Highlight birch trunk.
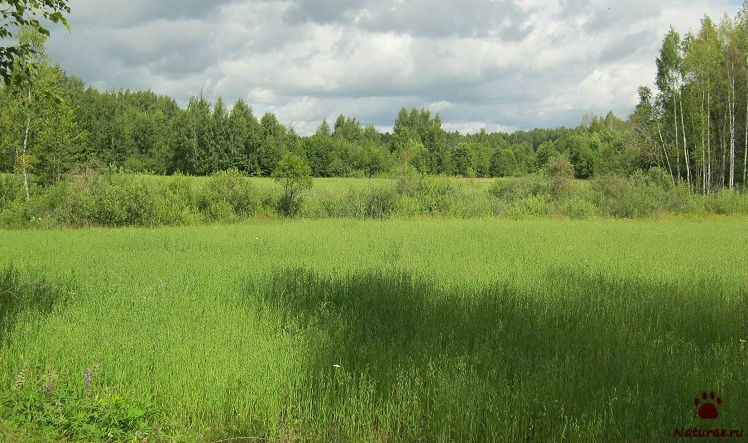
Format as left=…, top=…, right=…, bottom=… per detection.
left=656, top=118, right=674, bottom=182
left=744, top=57, right=748, bottom=189
left=701, top=88, right=706, bottom=194
left=707, top=85, right=712, bottom=193
left=729, top=66, right=736, bottom=191
left=21, top=88, right=31, bottom=202
left=679, top=91, right=691, bottom=187
left=674, top=94, right=681, bottom=181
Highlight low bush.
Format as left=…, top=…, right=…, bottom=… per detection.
left=362, top=185, right=400, bottom=218
left=0, top=170, right=745, bottom=228
left=559, top=195, right=597, bottom=219
left=0, top=175, right=24, bottom=209
left=198, top=169, right=257, bottom=220
left=159, top=174, right=199, bottom=225
left=488, top=175, right=548, bottom=202
left=704, top=189, right=748, bottom=215
left=507, top=195, right=552, bottom=218
left=591, top=174, right=661, bottom=218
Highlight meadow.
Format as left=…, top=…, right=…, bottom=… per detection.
left=1, top=217, right=747, bottom=441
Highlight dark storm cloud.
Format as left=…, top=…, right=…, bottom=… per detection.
left=44, top=0, right=740, bottom=134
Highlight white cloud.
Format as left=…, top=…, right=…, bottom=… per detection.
left=45, top=0, right=742, bottom=134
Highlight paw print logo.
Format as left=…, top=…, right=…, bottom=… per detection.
left=694, top=391, right=722, bottom=419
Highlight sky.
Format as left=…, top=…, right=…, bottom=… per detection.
left=45, top=0, right=743, bottom=134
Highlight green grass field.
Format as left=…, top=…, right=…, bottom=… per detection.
left=1, top=217, right=747, bottom=441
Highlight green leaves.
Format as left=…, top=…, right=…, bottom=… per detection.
left=273, top=152, right=313, bottom=216
left=2, top=378, right=169, bottom=441
left=0, top=0, right=70, bottom=87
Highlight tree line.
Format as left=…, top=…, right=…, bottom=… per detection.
left=3, top=8, right=748, bottom=194
left=0, top=38, right=637, bottom=183
left=630, top=4, right=748, bottom=193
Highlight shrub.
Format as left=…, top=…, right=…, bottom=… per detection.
left=508, top=195, right=552, bottom=218
left=543, top=155, right=574, bottom=201
left=347, top=169, right=367, bottom=178
left=316, top=190, right=345, bottom=218
left=337, top=189, right=367, bottom=218
left=198, top=169, right=256, bottom=220
left=159, top=175, right=199, bottom=225
left=122, top=178, right=163, bottom=226
left=395, top=166, right=426, bottom=198
left=85, top=174, right=133, bottom=226
left=591, top=174, right=663, bottom=218
left=488, top=176, right=548, bottom=202
left=363, top=185, right=400, bottom=218
left=0, top=175, right=24, bottom=208
left=591, top=174, right=637, bottom=217
left=66, top=174, right=163, bottom=226
left=395, top=171, right=458, bottom=215
left=543, top=154, right=574, bottom=180
left=418, top=176, right=458, bottom=214
left=646, top=167, right=674, bottom=190
left=704, top=189, right=748, bottom=215
left=273, top=154, right=312, bottom=217
left=559, top=196, right=597, bottom=219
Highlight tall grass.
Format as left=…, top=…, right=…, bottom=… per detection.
left=251, top=267, right=746, bottom=440
left=0, top=218, right=746, bottom=440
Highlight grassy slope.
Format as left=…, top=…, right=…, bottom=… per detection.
left=0, top=218, right=746, bottom=440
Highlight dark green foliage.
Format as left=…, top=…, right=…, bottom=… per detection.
left=0, top=174, right=24, bottom=208
left=490, top=149, right=519, bottom=177
left=392, top=108, right=448, bottom=174
left=570, top=141, right=595, bottom=178
left=534, top=141, right=559, bottom=169
left=2, top=67, right=661, bottom=184
left=4, top=10, right=748, bottom=192
left=451, top=143, right=474, bottom=176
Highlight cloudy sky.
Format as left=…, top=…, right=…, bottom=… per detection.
left=46, top=0, right=741, bottom=134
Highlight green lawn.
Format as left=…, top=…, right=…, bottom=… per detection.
left=1, top=218, right=746, bottom=441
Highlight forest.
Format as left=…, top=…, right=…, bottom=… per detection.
left=2, top=9, right=748, bottom=196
